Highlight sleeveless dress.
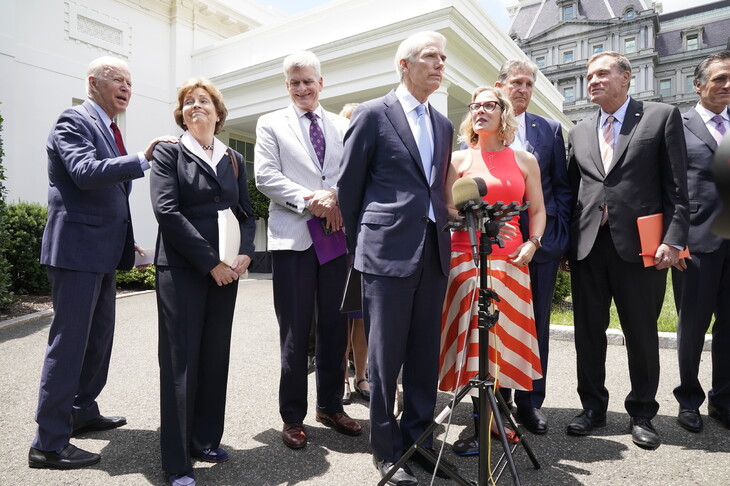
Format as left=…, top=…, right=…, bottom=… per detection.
left=438, top=147, right=542, bottom=393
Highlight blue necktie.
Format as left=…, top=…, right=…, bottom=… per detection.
left=415, top=104, right=435, bottom=221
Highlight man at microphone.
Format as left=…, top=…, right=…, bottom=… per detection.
left=339, top=31, right=455, bottom=484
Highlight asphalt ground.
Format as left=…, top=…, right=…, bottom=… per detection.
left=1, top=275, right=728, bottom=486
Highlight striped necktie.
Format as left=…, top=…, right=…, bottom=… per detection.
left=600, top=115, right=615, bottom=172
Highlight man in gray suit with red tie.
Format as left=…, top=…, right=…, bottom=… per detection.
left=673, top=50, right=730, bottom=433
left=566, top=51, right=689, bottom=450
left=30, top=56, right=169, bottom=469
left=255, top=51, right=361, bottom=451
left=339, top=31, right=456, bottom=486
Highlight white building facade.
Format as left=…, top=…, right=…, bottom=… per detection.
left=0, top=0, right=569, bottom=249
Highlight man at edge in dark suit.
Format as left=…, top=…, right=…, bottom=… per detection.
left=673, top=50, right=730, bottom=433
left=339, top=31, right=456, bottom=486
left=30, top=56, right=171, bottom=470
left=565, top=51, right=689, bottom=450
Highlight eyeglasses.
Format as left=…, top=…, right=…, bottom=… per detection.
left=468, top=101, right=500, bottom=113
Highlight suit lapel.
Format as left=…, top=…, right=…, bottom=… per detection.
left=585, top=110, right=604, bottom=175
left=285, top=105, right=320, bottom=169
left=320, top=111, right=339, bottom=170
left=383, top=93, right=429, bottom=182
left=684, top=108, right=718, bottom=151
left=608, top=98, right=642, bottom=175
left=524, top=112, right=540, bottom=156
left=82, top=101, right=119, bottom=157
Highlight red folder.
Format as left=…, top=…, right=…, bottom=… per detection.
left=636, top=213, right=690, bottom=267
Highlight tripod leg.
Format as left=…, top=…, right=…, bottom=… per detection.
left=486, top=386, right=522, bottom=486
left=494, top=392, right=540, bottom=470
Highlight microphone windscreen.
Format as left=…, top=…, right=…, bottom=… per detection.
left=452, top=177, right=481, bottom=208
left=473, top=177, right=488, bottom=197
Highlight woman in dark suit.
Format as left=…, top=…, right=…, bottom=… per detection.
left=151, top=78, right=255, bottom=486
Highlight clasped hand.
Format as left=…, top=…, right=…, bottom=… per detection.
left=210, top=255, right=252, bottom=286
left=304, top=189, right=342, bottom=231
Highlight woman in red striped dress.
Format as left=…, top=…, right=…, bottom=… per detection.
left=439, top=86, right=546, bottom=454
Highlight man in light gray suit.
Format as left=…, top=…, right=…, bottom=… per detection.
left=673, top=50, right=730, bottom=433
left=254, top=51, right=361, bottom=450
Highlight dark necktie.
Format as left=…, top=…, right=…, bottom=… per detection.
left=304, top=112, right=325, bottom=166
left=110, top=121, right=127, bottom=156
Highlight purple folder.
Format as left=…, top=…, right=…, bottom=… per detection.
left=306, top=217, right=347, bottom=265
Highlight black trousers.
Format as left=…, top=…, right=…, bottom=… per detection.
left=571, top=225, right=666, bottom=418
left=157, top=266, right=238, bottom=475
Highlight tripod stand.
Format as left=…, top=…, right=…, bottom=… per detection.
left=377, top=201, right=540, bottom=486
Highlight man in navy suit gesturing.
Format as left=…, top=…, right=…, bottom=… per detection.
left=30, top=56, right=170, bottom=470
left=339, top=31, right=455, bottom=486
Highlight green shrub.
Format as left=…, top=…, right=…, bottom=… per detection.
left=0, top=107, right=14, bottom=310
left=248, top=177, right=270, bottom=220
left=116, top=264, right=156, bottom=290
left=4, top=202, right=49, bottom=294
left=552, top=269, right=571, bottom=304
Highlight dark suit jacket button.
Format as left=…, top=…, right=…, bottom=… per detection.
left=598, top=205, right=604, bottom=211
left=422, top=216, right=428, bottom=222
left=214, top=196, right=220, bottom=202
left=321, top=176, right=326, bottom=180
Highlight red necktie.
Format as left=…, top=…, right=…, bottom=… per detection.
left=110, top=121, right=127, bottom=156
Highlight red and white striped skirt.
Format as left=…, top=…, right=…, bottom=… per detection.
left=438, top=251, right=542, bottom=393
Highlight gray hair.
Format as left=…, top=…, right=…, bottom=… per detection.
left=283, top=51, right=321, bottom=80
left=394, top=31, right=447, bottom=81
left=694, top=50, right=730, bottom=88
left=85, top=56, right=129, bottom=96
left=587, top=51, right=632, bottom=74
left=497, top=59, right=538, bottom=83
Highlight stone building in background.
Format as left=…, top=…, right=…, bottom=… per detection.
left=507, top=0, right=730, bottom=123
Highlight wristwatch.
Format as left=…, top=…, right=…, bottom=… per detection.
left=528, top=235, right=542, bottom=249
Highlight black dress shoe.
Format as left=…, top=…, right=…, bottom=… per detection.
left=677, top=408, right=703, bottom=433
left=516, top=407, right=548, bottom=434
left=630, top=416, right=661, bottom=450
left=566, top=409, right=606, bottom=436
left=708, top=402, right=730, bottom=429
left=29, top=444, right=100, bottom=469
left=72, top=415, right=127, bottom=436
left=410, top=448, right=458, bottom=478
left=373, top=455, right=418, bottom=486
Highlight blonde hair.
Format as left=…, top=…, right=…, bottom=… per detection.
left=339, top=103, right=359, bottom=119
left=457, top=86, right=517, bottom=147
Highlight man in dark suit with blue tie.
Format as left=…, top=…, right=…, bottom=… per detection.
left=673, top=50, right=730, bottom=433
left=339, top=31, right=455, bottom=486
left=30, top=56, right=169, bottom=469
left=494, top=59, right=571, bottom=435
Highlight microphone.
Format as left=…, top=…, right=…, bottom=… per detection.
left=452, top=177, right=488, bottom=264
